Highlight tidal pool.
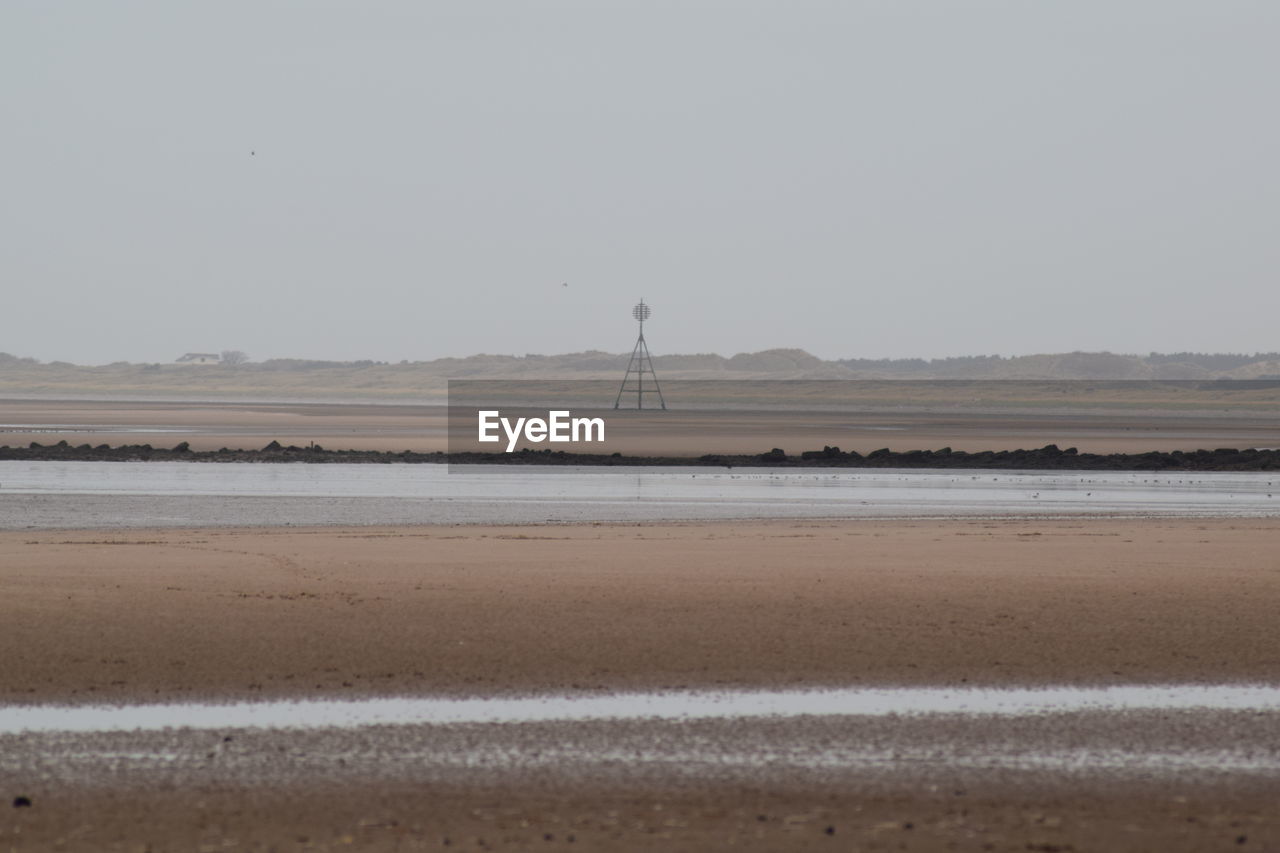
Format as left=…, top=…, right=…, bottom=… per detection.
left=4, top=684, right=1280, bottom=735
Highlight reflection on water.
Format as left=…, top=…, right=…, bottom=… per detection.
left=0, top=462, right=1277, bottom=529
left=4, top=684, right=1280, bottom=735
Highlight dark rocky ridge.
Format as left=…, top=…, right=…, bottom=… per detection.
left=4, top=441, right=1280, bottom=470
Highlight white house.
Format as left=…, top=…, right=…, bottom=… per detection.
left=175, top=353, right=221, bottom=365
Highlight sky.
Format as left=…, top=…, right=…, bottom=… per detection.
left=3, top=1, right=1277, bottom=365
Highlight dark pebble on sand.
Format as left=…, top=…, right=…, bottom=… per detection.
left=825, top=825, right=835, bottom=835
left=13, top=796, right=32, bottom=808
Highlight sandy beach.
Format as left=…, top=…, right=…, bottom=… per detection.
left=3, top=518, right=1280, bottom=850
left=4, top=397, right=1280, bottom=455
left=4, top=518, right=1280, bottom=703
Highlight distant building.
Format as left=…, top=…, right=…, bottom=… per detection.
left=175, top=352, right=221, bottom=365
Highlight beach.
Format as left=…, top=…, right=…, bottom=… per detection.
left=4, top=402, right=1280, bottom=852
left=4, top=519, right=1280, bottom=702
left=11, top=0, right=1280, bottom=846
left=3, top=518, right=1280, bottom=850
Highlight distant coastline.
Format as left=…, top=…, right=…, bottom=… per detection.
left=5, top=349, right=1280, bottom=403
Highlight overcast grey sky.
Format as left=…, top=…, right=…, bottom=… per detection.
left=3, top=2, right=1277, bottom=365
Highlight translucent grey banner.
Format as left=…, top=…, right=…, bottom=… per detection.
left=447, top=379, right=1280, bottom=469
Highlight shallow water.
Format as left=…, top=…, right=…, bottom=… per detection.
left=1, top=462, right=1277, bottom=528
left=5, top=686, right=1279, bottom=786
left=4, top=684, right=1280, bottom=735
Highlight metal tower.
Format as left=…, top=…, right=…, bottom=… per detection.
left=613, top=299, right=666, bottom=410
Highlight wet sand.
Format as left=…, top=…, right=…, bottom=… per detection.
left=6, top=716, right=1279, bottom=851
left=4, top=518, right=1280, bottom=850
left=4, top=518, right=1280, bottom=703
left=6, top=772, right=1276, bottom=852
left=4, top=397, right=1280, bottom=454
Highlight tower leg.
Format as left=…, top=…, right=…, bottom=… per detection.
left=614, top=332, right=666, bottom=410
